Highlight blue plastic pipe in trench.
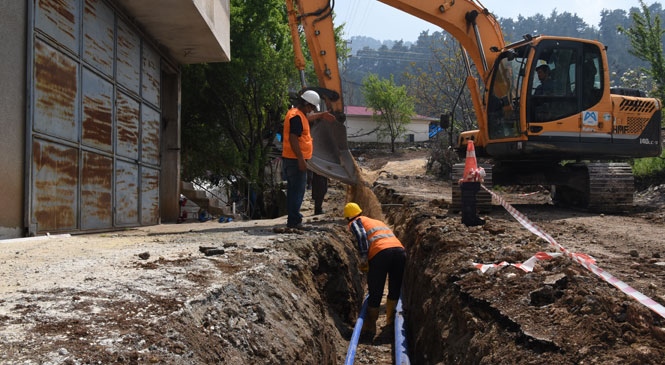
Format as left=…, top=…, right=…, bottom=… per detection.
left=344, top=296, right=411, bottom=364
left=344, top=296, right=368, bottom=364
left=394, top=298, right=410, bottom=364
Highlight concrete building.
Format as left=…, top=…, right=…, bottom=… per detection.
left=344, top=106, right=436, bottom=143
left=0, top=0, right=230, bottom=238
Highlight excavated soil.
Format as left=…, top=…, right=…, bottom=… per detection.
left=1, top=147, right=665, bottom=364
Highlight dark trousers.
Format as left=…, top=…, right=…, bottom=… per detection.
left=283, top=158, right=306, bottom=227
left=367, top=247, right=406, bottom=308
left=311, top=172, right=328, bottom=211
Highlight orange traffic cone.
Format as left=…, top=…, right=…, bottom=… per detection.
left=460, top=140, right=479, bottom=183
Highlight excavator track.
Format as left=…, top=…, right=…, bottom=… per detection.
left=451, top=163, right=493, bottom=213
left=586, top=162, right=634, bottom=213
left=551, top=162, right=634, bottom=213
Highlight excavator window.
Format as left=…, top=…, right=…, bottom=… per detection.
left=486, top=52, right=524, bottom=139
left=581, top=44, right=603, bottom=109
left=527, top=40, right=603, bottom=123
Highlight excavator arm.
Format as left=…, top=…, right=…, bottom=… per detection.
left=378, top=0, right=505, bottom=82
left=287, top=0, right=506, bottom=185
left=287, top=0, right=344, bottom=113
left=290, top=0, right=505, bottom=91
left=286, top=0, right=358, bottom=184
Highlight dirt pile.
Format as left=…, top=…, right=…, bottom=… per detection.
left=373, top=175, right=665, bottom=364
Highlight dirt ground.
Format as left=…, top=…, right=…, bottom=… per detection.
left=2, top=147, right=665, bottom=364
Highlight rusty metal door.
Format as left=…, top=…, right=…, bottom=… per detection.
left=28, top=0, right=161, bottom=235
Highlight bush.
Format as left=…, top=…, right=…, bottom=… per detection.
left=632, top=152, right=665, bottom=189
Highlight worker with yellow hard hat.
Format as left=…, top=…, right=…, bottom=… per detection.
left=343, top=202, right=406, bottom=338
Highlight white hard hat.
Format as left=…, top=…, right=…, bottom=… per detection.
left=300, top=90, right=320, bottom=111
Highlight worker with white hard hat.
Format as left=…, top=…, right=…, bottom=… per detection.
left=281, top=89, right=335, bottom=229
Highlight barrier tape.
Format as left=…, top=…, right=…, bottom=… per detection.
left=473, top=252, right=564, bottom=273
left=476, top=185, right=665, bottom=320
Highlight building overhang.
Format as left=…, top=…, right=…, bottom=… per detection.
left=115, top=0, right=230, bottom=64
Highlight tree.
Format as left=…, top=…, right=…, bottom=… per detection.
left=361, top=74, right=415, bottom=152
left=618, top=0, right=665, bottom=103
left=617, top=68, right=655, bottom=93
left=181, top=0, right=296, bottom=219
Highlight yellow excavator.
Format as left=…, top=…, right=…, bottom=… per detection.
left=286, top=0, right=662, bottom=212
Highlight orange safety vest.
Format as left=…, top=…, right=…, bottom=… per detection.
left=282, top=107, right=313, bottom=160
left=349, top=216, right=403, bottom=260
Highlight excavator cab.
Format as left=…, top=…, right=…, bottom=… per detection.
left=482, top=36, right=643, bottom=161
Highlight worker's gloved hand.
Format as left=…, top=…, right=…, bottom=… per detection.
left=358, top=257, right=369, bottom=273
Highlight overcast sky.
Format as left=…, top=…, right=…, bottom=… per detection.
left=333, top=0, right=653, bottom=42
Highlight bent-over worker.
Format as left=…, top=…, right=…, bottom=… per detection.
left=343, top=202, right=406, bottom=336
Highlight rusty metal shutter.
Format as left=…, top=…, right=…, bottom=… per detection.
left=28, top=0, right=162, bottom=234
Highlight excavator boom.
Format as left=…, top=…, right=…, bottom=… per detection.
left=288, top=0, right=505, bottom=108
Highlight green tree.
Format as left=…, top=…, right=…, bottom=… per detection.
left=181, top=0, right=296, bottom=218
left=618, top=0, right=665, bottom=102
left=361, top=74, right=415, bottom=153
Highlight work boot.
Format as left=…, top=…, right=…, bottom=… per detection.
left=314, top=206, right=324, bottom=215
left=362, top=307, right=380, bottom=335
left=385, top=299, right=398, bottom=326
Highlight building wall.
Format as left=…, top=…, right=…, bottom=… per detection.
left=346, top=116, right=432, bottom=143
left=0, top=0, right=229, bottom=239
left=24, top=0, right=165, bottom=235
left=160, top=71, right=181, bottom=223
left=404, top=119, right=431, bottom=142
left=0, top=1, right=27, bottom=238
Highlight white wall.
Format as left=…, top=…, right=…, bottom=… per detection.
left=346, top=115, right=432, bottom=143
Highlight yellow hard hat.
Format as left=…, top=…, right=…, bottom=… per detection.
left=343, top=202, right=362, bottom=219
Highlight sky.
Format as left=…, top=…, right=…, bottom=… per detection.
left=333, top=0, right=653, bottom=42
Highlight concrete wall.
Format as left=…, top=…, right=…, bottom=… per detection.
left=0, top=1, right=27, bottom=238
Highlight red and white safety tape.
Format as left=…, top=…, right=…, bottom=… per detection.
left=474, top=185, right=665, bottom=320
left=474, top=252, right=565, bottom=273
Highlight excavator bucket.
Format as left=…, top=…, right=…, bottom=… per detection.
left=307, top=119, right=358, bottom=185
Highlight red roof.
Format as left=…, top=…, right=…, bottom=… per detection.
left=344, top=105, right=373, bottom=116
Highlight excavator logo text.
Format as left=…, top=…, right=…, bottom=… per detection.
left=615, top=125, right=629, bottom=134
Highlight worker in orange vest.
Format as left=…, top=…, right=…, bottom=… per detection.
left=344, top=202, right=406, bottom=337
left=282, top=90, right=335, bottom=228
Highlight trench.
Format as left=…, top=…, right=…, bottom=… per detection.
left=169, top=181, right=572, bottom=363
left=342, top=183, right=571, bottom=363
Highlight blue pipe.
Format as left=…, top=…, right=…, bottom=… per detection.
left=394, top=298, right=411, bottom=364
left=345, top=296, right=369, bottom=365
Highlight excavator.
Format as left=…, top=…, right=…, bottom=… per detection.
left=286, top=0, right=662, bottom=212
